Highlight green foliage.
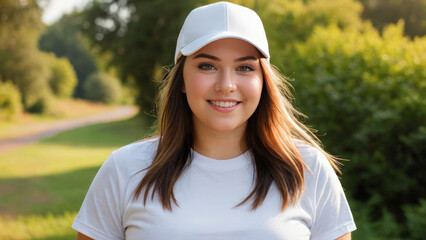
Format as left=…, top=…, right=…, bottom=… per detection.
left=0, top=0, right=52, bottom=111
left=356, top=0, right=426, bottom=38
left=0, top=81, right=23, bottom=121
left=404, top=199, right=426, bottom=240
left=119, top=78, right=138, bottom=105
left=27, top=93, right=53, bottom=114
left=278, top=19, right=425, bottom=237
left=258, top=0, right=364, bottom=52
left=45, top=54, right=78, bottom=98
left=351, top=197, right=402, bottom=239
left=83, top=72, right=121, bottom=104
left=39, top=12, right=98, bottom=98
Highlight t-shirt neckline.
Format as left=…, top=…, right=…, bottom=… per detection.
left=191, top=149, right=251, bottom=170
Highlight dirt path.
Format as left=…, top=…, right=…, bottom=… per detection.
left=0, top=106, right=138, bottom=155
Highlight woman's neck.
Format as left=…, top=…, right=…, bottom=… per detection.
left=192, top=124, right=247, bottom=160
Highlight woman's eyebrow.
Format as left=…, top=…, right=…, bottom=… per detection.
left=235, top=56, right=257, bottom=62
left=193, top=53, right=220, bottom=61
left=193, top=53, right=257, bottom=62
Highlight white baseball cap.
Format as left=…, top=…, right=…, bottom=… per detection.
left=174, top=1, right=270, bottom=64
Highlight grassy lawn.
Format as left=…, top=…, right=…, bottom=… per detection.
left=0, top=114, right=154, bottom=240
left=0, top=99, right=122, bottom=140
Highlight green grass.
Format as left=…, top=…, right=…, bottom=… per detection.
left=0, top=99, right=122, bottom=140
left=0, top=114, right=153, bottom=240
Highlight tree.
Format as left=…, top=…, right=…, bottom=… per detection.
left=83, top=72, right=121, bottom=104
left=39, top=12, right=98, bottom=98
left=45, top=53, right=78, bottom=98
left=0, top=0, right=52, bottom=111
left=356, top=0, right=426, bottom=37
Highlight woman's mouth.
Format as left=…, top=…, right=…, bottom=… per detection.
left=208, top=100, right=241, bottom=113
left=210, top=100, right=238, bottom=108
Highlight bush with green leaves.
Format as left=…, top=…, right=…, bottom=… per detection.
left=258, top=0, right=363, bottom=53
left=404, top=199, right=426, bottom=240
left=46, top=53, right=78, bottom=98
left=0, top=81, right=22, bottom=121
left=277, top=20, right=425, bottom=238
left=350, top=196, right=402, bottom=239
left=26, top=93, right=54, bottom=114
left=83, top=72, right=121, bottom=104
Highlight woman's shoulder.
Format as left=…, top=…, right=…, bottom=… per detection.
left=293, top=139, right=333, bottom=173
left=108, top=137, right=159, bottom=176
left=113, top=137, right=159, bottom=156
left=294, top=140, right=322, bottom=160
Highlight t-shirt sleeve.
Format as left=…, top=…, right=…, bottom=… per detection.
left=308, top=150, right=357, bottom=240
left=72, top=153, right=125, bottom=240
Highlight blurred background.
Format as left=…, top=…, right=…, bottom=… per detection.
left=0, top=0, right=425, bottom=239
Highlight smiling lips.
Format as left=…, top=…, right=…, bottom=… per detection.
left=208, top=100, right=240, bottom=113
left=211, top=101, right=238, bottom=108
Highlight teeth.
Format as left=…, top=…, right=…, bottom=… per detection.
left=211, top=101, right=237, bottom=108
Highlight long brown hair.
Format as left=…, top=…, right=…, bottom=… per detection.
left=133, top=56, right=341, bottom=211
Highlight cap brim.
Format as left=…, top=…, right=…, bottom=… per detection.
left=179, top=32, right=270, bottom=61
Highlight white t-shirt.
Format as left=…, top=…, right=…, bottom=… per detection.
left=72, top=138, right=356, bottom=240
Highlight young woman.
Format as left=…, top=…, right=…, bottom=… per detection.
left=73, top=2, right=356, bottom=239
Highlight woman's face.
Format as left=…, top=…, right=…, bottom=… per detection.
left=182, top=38, right=263, bottom=135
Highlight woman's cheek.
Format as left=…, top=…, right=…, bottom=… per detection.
left=187, top=73, right=214, bottom=95
left=238, top=76, right=263, bottom=101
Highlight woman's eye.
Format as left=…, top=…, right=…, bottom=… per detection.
left=237, top=65, right=254, bottom=72
left=198, top=63, right=216, bottom=71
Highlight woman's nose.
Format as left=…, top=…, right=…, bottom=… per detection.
left=215, top=69, right=236, bottom=92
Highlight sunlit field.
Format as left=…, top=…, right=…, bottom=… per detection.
left=0, top=115, right=152, bottom=239
left=0, top=99, right=120, bottom=140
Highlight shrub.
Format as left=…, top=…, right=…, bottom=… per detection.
left=26, top=94, right=53, bottom=114
left=277, top=20, right=426, bottom=236
left=0, top=14, right=51, bottom=111
left=83, top=72, right=121, bottom=104
left=0, top=81, right=22, bottom=121
left=258, top=0, right=363, bottom=56
left=1, top=48, right=52, bottom=111
left=404, top=199, right=426, bottom=240
left=351, top=199, right=402, bottom=239
left=46, top=54, right=78, bottom=98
